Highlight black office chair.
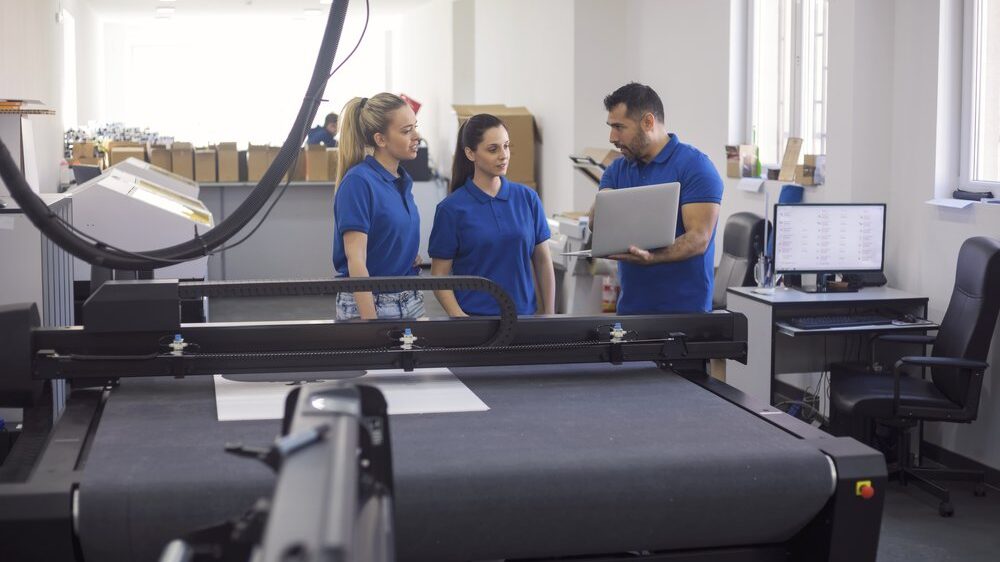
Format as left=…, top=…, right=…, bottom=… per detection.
left=829, top=236, right=1000, bottom=516
left=713, top=212, right=767, bottom=309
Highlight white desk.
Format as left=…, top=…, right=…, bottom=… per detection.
left=726, top=286, right=936, bottom=411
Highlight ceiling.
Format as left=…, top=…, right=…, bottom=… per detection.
left=84, top=0, right=430, bottom=20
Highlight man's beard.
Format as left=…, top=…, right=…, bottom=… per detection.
left=621, top=130, right=650, bottom=162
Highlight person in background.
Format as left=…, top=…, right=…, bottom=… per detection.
left=307, top=112, right=339, bottom=147
left=332, top=94, right=423, bottom=320
left=428, top=113, right=555, bottom=317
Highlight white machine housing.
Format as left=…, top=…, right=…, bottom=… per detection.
left=67, top=159, right=214, bottom=281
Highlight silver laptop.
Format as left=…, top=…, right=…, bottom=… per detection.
left=563, top=182, right=681, bottom=258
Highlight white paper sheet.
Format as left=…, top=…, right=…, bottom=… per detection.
left=213, top=367, right=489, bottom=421
left=925, top=198, right=975, bottom=209
left=737, top=177, right=764, bottom=192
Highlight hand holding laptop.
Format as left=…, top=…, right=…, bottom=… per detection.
left=606, top=245, right=659, bottom=264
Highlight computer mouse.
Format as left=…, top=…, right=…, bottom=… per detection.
left=0, top=200, right=7, bottom=209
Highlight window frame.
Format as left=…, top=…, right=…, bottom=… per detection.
left=746, top=0, right=828, bottom=166
left=959, top=0, right=1000, bottom=191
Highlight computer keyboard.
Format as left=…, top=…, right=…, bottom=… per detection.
left=785, top=314, right=895, bottom=330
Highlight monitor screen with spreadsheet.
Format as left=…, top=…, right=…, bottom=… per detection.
left=773, top=203, right=886, bottom=274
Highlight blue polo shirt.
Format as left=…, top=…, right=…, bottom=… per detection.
left=599, top=134, right=723, bottom=314
left=333, top=156, right=419, bottom=277
left=428, top=177, right=550, bottom=315
left=307, top=126, right=337, bottom=147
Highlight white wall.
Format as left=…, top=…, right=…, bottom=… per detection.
left=572, top=0, right=628, bottom=209
left=390, top=0, right=454, bottom=176
left=1, top=0, right=65, bottom=193
left=472, top=0, right=576, bottom=215
left=71, top=0, right=103, bottom=126
left=452, top=0, right=476, bottom=105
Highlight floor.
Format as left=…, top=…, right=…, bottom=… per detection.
left=208, top=294, right=1000, bottom=561
left=878, top=479, right=1000, bottom=562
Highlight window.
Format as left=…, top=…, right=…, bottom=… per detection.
left=748, top=0, right=829, bottom=167
left=961, top=0, right=1000, bottom=189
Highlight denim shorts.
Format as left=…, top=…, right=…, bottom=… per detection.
left=335, top=290, right=425, bottom=321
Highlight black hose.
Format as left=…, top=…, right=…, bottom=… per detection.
left=0, top=0, right=351, bottom=270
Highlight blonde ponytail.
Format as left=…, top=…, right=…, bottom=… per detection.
left=335, top=93, right=407, bottom=188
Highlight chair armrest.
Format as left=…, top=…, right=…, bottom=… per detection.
left=868, top=334, right=936, bottom=367
left=895, top=356, right=989, bottom=371
left=877, top=334, right=937, bottom=345
left=891, top=356, right=989, bottom=415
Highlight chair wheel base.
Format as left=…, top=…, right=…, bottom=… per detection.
left=939, top=502, right=954, bottom=517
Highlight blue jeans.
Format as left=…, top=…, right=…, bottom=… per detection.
left=335, top=290, right=426, bottom=321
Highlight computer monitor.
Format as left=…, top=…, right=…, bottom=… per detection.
left=773, top=203, right=886, bottom=291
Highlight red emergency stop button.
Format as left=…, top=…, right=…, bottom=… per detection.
left=855, top=480, right=875, bottom=499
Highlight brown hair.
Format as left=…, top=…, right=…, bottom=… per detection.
left=450, top=113, right=507, bottom=193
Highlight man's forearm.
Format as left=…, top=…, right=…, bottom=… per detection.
left=651, top=231, right=711, bottom=264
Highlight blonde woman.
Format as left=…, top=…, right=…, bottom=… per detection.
left=332, top=93, right=423, bottom=320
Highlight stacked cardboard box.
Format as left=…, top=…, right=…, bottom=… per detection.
left=107, top=142, right=145, bottom=167
left=453, top=104, right=540, bottom=189
left=292, top=148, right=307, bottom=182
left=725, top=145, right=757, bottom=178
left=247, top=144, right=271, bottom=182
left=71, top=141, right=102, bottom=167
left=267, top=146, right=287, bottom=182
left=148, top=145, right=172, bottom=171
left=796, top=154, right=826, bottom=186
left=305, top=145, right=330, bottom=181
left=194, top=148, right=217, bottom=182
left=217, top=142, right=239, bottom=182
left=171, top=142, right=195, bottom=179
left=327, top=148, right=339, bottom=183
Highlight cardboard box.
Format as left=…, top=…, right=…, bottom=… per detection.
left=216, top=142, right=239, bottom=182
left=77, top=156, right=102, bottom=168
left=194, top=148, right=217, bottom=183
left=108, top=147, right=145, bottom=167
left=327, top=148, right=339, bottom=183
left=247, top=144, right=271, bottom=182
left=72, top=141, right=97, bottom=160
left=292, top=148, right=307, bottom=182
left=305, top=145, right=329, bottom=181
left=799, top=154, right=826, bottom=186
left=108, top=141, right=143, bottom=150
left=148, top=146, right=172, bottom=171
left=267, top=146, right=289, bottom=182
left=171, top=142, right=195, bottom=179
left=725, top=145, right=740, bottom=178
left=725, top=145, right=757, bottom=178
left=453, top=104, right=539, bottom=185
left=778, top=137, right=802, bottom=182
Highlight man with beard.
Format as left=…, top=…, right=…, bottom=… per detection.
left=590, top=82, right=723, bottom=314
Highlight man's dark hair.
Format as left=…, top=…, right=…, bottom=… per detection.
left=324, top=112, right=339, bottom=126
left=603, top=82, right=664, bottom=124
